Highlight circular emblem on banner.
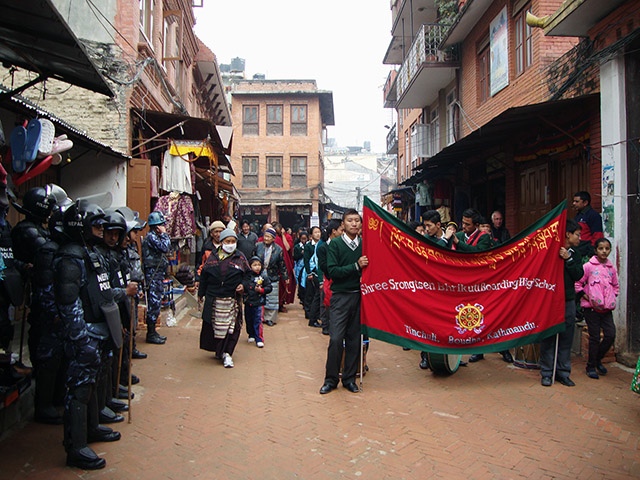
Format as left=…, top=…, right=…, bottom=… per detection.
left=455, top=303, right=485, bottom=334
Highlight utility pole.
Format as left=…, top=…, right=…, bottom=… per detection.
left=355, top=186, right=362, bottom=211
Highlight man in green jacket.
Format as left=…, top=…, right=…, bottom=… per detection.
left=445, top=208, right=493, bottom=251
left=319, top=209, right=368, bottom=395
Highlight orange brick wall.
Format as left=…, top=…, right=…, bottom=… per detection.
left=459, top=0, right=579, bottom=136
left=230, top=92, right=324, bottom=195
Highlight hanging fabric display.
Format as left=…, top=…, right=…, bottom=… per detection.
left=155, top=192, right=196, bottom=239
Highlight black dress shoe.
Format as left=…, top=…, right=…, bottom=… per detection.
left=132, top=349, right=148, bottom=359
left=266, top=320, right=274, bottom=326
left=343, top=382, right=360, bottom=393
left=130, top=374, right=140, bottom=385
left=117, top=385, right=134, bottom=399
left=319, top=383, right=336, bottom=394
left=556, top=376, right=576, bottom=387
left=468, top=354, right=484, bottom=362
left=99, top=407, right=124, bottom=424
left=541, top=376, right=552, bottom=387
left=88, top=425, right=121, bottom=443
left=107, top=398, right=129, bottom=412
left=419, top=351, right=430, bottom=370
left=500, top=351, right=514, bottom=363
left=66, top=447, right=106, bottom=470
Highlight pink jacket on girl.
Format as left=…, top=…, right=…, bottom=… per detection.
left=575, top=255, right=619, bottom=312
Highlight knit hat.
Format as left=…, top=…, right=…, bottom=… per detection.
left=249, top=255, right=262, bottom=265
left=264, top=227, right=277, bottom=238
left=219, top=228, right=237, bottom=242
left=209, top=220, right=225, bottom=232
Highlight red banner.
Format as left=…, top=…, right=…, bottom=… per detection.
left=361, top=198, right=567, bottom=354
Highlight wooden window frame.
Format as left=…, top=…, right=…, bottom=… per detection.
left=291, top=105, right=307, bottom=136
left=267, top=104, right=283, bottom=136
left=266, top=156, right=283, bottom=188
left=514, top=4, right=533, bottom=76
left=243, top=105, right=259, bottom=136
left=242, top=156, right=259, bottom=188
left=290, top=156, right=307, bottom=187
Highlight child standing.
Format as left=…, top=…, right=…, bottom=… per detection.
left=243, top=256, right=272, bottom=348
left=575, top=238, right=619, bottom=379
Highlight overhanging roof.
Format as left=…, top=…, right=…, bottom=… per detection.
left=195, top=60, right=231, bottom=126
left=133, top=108, right=229, bottom=154
left=441, top=0, right=493, bottom=47
left=544, top=0, right=628, bottom=37
left=0, top=0, right=114, bottom=97
left=403, top=94, right=599, bottom=185
left=232, top=88, right=335, bottom=126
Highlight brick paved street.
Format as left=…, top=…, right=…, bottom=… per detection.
left=1, top=302, right=639, bottom=479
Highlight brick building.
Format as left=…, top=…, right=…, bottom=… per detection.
left=230, top=80, right=334, bottom=230
left=0, top=0, right=233, bottom=223
left=382, top=0, right=640, bottom=361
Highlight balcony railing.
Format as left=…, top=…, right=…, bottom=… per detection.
left=386, top=123, right=398, bottom=155
left=397, top=23, right=459, bottom=101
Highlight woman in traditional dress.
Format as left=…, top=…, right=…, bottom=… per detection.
left=198, top=229, right=250, bottom=368
left=273, top=222, right=295, bottom=311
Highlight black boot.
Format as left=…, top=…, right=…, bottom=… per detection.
left=65, top=386, right=106, bottom=470
left=146, top=323, right=166, bottom=344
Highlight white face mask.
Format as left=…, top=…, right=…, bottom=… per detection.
left=222, top=243, right=236, bottom=254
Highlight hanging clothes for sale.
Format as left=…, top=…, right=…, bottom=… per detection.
left=161, top=149, right=193, bottom=194
left=155, top=192, right=196, bottom=239
left=150, top=165, right=160, bottom=198
left=169, top=140, right=216, bottom=161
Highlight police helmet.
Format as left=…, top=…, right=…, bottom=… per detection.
left=115, top=206, right=146, bottom=233
left=148, top=211, right=166, bottom=227
left=14, top=187, right=55, bottom=220
left=63, top=202, right=106, bottom=243
left=103, top=209, right=126, bottom=231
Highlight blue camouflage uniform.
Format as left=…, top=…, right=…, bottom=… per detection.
left=142, top=230, right=170, bottom=328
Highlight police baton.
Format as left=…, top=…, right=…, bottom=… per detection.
left=128, top=295, right=135, bottom=423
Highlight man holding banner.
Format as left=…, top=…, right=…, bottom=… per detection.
left=360, top=198, right=569, bottom=376
left=540, top=218, right=584, bottom=387
left=319, top=209, right=368, bottom=395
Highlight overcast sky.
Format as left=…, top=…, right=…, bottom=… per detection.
left=194, top=1, right=394, bottom=153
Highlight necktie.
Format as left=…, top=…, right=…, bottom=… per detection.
left=350, top=240, right=357, bottom=250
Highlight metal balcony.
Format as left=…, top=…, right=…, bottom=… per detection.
left=383, top=69, right=398, bottom=108
left=396, top=23, right=460, bottom=109
left=386, top=123, right=398, bottom=155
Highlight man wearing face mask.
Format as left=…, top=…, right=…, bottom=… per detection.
left=198, top=229, right=250, bottom=368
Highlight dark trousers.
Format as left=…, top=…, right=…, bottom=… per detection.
left=324, top=291, right=361, bottom=386
left=540, top=300, right=575, bottom=379
left=244, top=305, right=263, bottom=343
left=305, top=276, right=321, bottom=325
left=583, top=308, right=616, bottom=369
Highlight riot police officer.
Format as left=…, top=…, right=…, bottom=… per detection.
left=117, top=206, right=147, bottom=359
left=98, top=209, right=138, bottom=408
left=29, top=186, right=73, bottom=424
left=11, top=187, right=55, bottom=367
left=142, top=211, right=170, bottom=345
left=55, top=202, right=122, bottom=470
